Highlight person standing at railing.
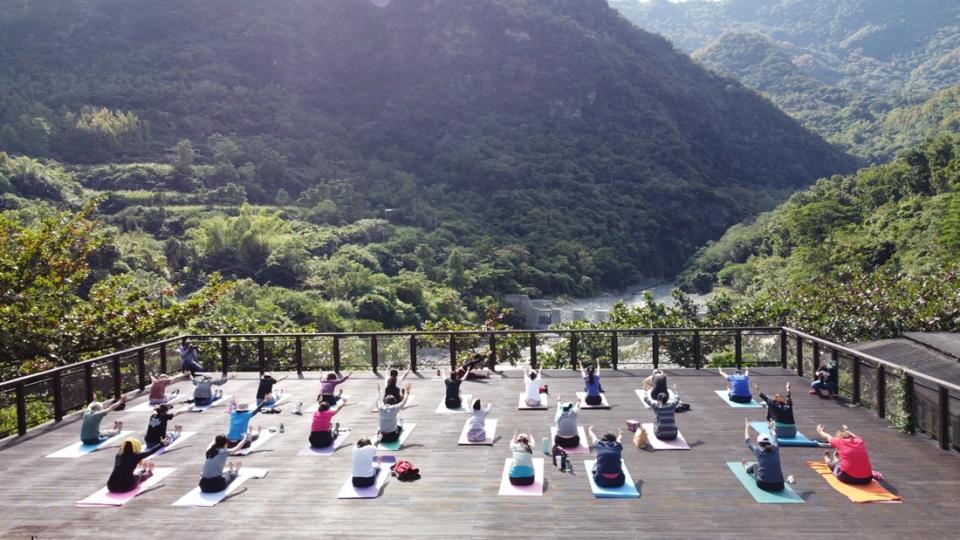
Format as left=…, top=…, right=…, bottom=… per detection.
left=719, top=367, right=753, bottom=403
left=148, top=372, right=191, bottom=405
left=319, top=371, right=352, bottom=406
left=754, top=382, right=796, bottom=438
left=810, top=359, right=839, bottom=397
left=80, top=397, right=128, bottom=445
left=816, top=424, right=875, bottom=485
left=179, top=338, right=204, bottom=376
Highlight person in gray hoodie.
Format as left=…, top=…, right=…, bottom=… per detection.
left=193, top=373, right=234, bottom=406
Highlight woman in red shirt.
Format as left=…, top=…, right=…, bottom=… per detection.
left=816, top=424, right=874, bottom=484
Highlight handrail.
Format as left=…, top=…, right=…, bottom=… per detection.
left=184, top=326, right=781, bottom=339
left=782, top=327, right=960, bottom=393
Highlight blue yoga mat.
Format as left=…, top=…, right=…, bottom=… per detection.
left=583, top=460, right=640, bottom=498
left=714, top=390, right=761, bottom=408
left=726, top=462, right=804, bottom=503
left=750, top=422, right=820, bottom=447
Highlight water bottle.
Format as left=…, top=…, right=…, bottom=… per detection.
left=279, top=423, right=285, bottom=434
left=542, top=437, right=550, bottom=454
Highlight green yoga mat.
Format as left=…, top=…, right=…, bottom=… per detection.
left=750, top=422, right=820, bottom=447
left=714, top=390, right=761, bottom=408
left=726, top=462, right=804, bottom=503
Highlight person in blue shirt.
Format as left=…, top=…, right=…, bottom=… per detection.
left=719, top=367, right=752, bottom=403
left=580, top=363, right=604, bottom=406
left=226, top=402, right=264, bottom=448
left=741, top=418, right=785, bottom=491
left=588, top=426, right=625, bottom=487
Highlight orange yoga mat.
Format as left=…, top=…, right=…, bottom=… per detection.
left=807, top=461, right=902, bottom=503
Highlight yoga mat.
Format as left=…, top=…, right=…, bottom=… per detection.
left=636, top=389, right=677, bottom=408
left=307, top=395, right=351, bottom=414
left=171, top=468, right=269, bottom=507
left=258, top=393, right=292, bottom=410
left=517, top=393, right=549, bottom=410
left=550, top=426, right=590, bottom=454
left=498, top=458, right=544, bottom=496
left=435, top=394, right=473, bottom=414
left=807, top=461, right=902, bottom=503
left=46, top=431, right=133, bottom=458
left=713, top=390, right=761, bottom=408
left=76, top=467, right=176, bottom=507
left=234, top=429, right=278, bottom=456
left=583, top=460, right=639, bottom=498
left=458, top=419, right=498, bottom=445
left=641, top=423, right=690, bottom=450
left=336, top=457, right=397, bottom=499
left=189, top=395, right=230, bottom=412
left=726, top=462, right=804, bottom=504
left=576, top=392, right=610, bottom=409
left=128, top=394, right=190, bottom=412
left=297, top=430, right=351, bottom=456
left=377, top=422, right=416, bottom=451
left=145, top=431, right=197, bottom=460
left=750, top=422, right=819, bottom=447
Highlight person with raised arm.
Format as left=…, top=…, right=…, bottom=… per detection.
left=754, top=381, right=796, bottom=438
left=143, top=402, right=188, bottom=448
left=199, top=434, right=248, bottom=493
left=508, top=431, right=536, bottom=486
left=225, top=401, right=265, bottom=448
left=523, top=366, right=544, bottom=407
left=106, top=437, right=167, bottom=493
left=811, top=359, right=839, bottom=397
left=741, top=418, right=785, bottom=491
left=441, top=368, right=463, bottom=409
left=719, top=366, right=752, bottom=403
left=816, top=423, right=875, bottom=485
left=466, top=398, right=493, bottom=442
left=642, top=368, right=669, bottom=399
left=256, top=372, right=287, bottom=405
left=641, top=384, right=680, bottom=440
left=193, top=373, right=234, bottom=406
left=80, top=396, right=127, bottom=445
left=319, top=371, right=352, bottom=406
left=383, top=367, right=412, bottom=403
left=376, top=383, right=411, bottom=443
left=588, top=426, right=625, bottom=487
left=553, top=394, right=581, bottom=449
left=580, top=363, right=603, bottom=406
left=309, top=397, right=347, bottom=449
left=147, top=372, right=191, bottom=405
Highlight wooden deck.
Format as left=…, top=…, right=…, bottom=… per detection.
left=1, top=368, right=958, bottom=539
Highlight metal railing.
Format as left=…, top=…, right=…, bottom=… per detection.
left=1, top=326, right=956, bottom=453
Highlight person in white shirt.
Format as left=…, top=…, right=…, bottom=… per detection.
left=351, top=438, right=382, bottom=487
left=466, top=398, right=492, bottom=442
left=524, top=367, right=544, bottom=406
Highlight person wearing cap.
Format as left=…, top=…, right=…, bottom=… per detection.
left=719, top=367, right=753, bottom=403
left=741, top=418, right=785, bottom=491
left=226, top=401, right=265, bottom=448
left=553, top=394, right=581, bottom=449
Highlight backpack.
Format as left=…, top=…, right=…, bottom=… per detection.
left=391, top=459, right=421, bottom=481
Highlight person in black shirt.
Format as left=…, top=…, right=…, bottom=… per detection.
left=810, top=360, right=838, bottom=397
left=754, top=381, right=797, bottom=439
left=107, top=437, right=167, bottom=493
left=256, top=373, right=288, bottom=405
left=384, top=368, right=412, bottom=403
left=442, top=369, right=462, bottom=409
left=144, top=403, right=188, bottom=448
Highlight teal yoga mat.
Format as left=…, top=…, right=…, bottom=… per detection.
left=377, top=423, right=416, bottom=451
left=726, top=462, right=804, bottom=503
left=583, top=460, right=640, bottom=498
left=750, top=422, right=820, bottom=447
left=714, top=390, right=761, bottom=408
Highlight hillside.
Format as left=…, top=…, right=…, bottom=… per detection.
left=611, top=0, right=960, bottom=160
left=0, top=0, right=852, bottom=302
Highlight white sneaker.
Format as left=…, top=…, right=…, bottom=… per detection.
left=294, top=402, right=303, bottom=415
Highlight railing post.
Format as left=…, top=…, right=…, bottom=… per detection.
left=569, top=332, right=578, bottom=370
left=294, top=337, right=303, bottom=376
left=333, top=336, right=341, bottom=373
left=903, top=374, right=915, bottom=433
left=693, top=330, right=701, bottom=369
left=938, top=386, right=951, bottom=451
left=112, top=355, right=122, bottom=400
left=488, top=333, right=497, bottom=366
left=84, top=362, right=94, bottom=403
left=812, top=342, right=821, bottom=373
left=220, top=337, right=229, bottom=377
left=852, top=357, right=861, bottom=405
left=15, top=383, right=27, bottom=436
left=611, top=333, right=619, bottom=370
left=831, top=349, right=839, bottom=393
left=257, top=336, right=266, bottom=374
left=159, top=342, right=167, bottom=374
left=796, top=336, right=804, bottom=378
left=449, top=335, right=457, bottom=371
left=652, top=332, right=660, bottom=369
left=529, top=333, right=538, bottom=369
left=52, top=371, right=64, bottom=422
left=137, top=348, right=146, bottom=391
left=734, top=330, right=742, bottom=370
left=409, top=335, right=418, bottom=373
left=371, top=335, right=379, bottom=373
left=779, top=329, right=787, bottom=369
left=877, top=364, right=886, bottom=419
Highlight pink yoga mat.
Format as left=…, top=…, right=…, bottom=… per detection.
left=550, top=426, right=591, bottom=454
left=641, top=423, right=690, bottom=450
left=76, top=467, right=176, bottom=506
left=498, top=458, right=544, bottom=496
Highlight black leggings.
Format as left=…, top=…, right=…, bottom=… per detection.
left=746, top=464, right=784, bottom=491
left=199, top=473, right=237, bottom=493
left=729, top=393, right=753, bottom=403
left=554, top=434, right=580, bottom=448
left=585, top=394, right=603, bottom=406
left=380, top=426, right=403, bottom=443
left=445, top=396, right=462, bottom=409
left=309, top=430, right=334, bottom=448
left=352, top=473, right=377, bottom=487
left=509, top=475, right=535, bottom=486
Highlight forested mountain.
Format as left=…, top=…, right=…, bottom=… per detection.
left=611, top=0, right=960, bottom=160
left=0, top=0, right=851, bottom=303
